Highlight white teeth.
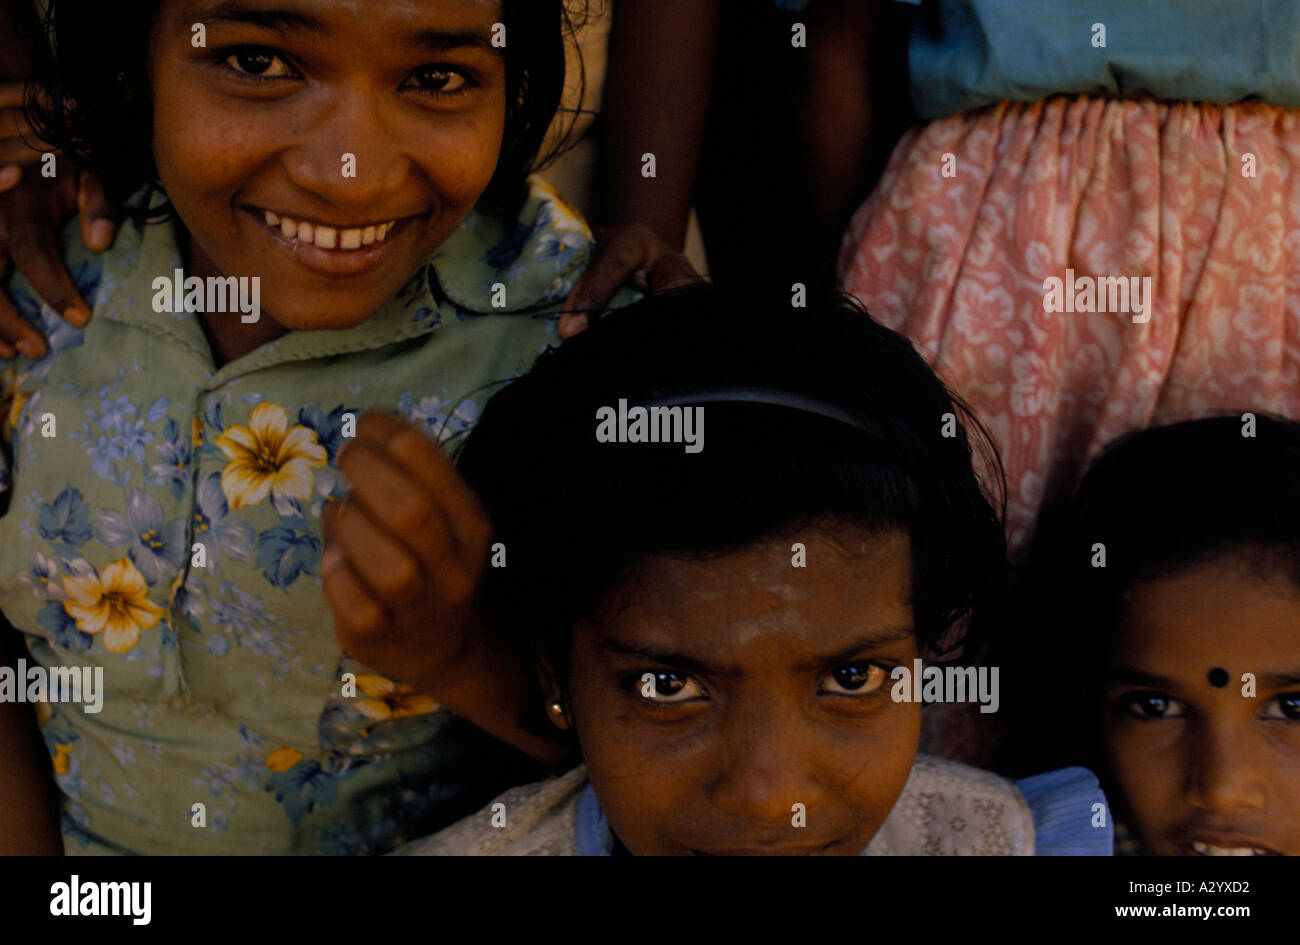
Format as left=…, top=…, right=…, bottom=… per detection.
left=1191, top=841, right=1267, bottom=856
left=264, top=210, right=395, bottom=250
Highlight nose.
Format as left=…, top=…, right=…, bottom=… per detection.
left=708, top=694, right=825, bottom=828
left=1183, top=721, right=1268, bottom=815
left=281, top=83, right=410, bottom=211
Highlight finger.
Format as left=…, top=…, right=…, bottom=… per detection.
left=330, top=494, right=431, bottom=610
left=8, top=230, right=90, bottom=330
left=342, top=411, right=490, bottom=554
left=77, top=173, right=118, bottom=253
left=560, top=224, right=656, bottom=321
left=0, top=288, right=23, bottom=359
left=322, top=553, right=388, bottom=646
left=336, top=439, right=471, bottom=600
left=0, top=247, right=48, bottom=359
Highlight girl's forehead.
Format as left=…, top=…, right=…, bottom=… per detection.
left=173, top=0, right=505, bottom=24
left=1118, top=560, right=1300, bottom=674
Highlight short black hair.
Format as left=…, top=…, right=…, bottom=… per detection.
left=25, top=0, right=588, bottom=220
left=457, top=283, right=1008, bottom=679
left=998, top=413, right=1300, bottom=776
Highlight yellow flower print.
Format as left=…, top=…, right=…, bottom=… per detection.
left=354, top=674, right=439, bottom=721
left=214, top=402, right=327, bottom=510
left=1, top=368, right=29, bottom=445
left=192, top=415, right=204, bottom=449
left=52, top=744, right=71, bottom=775
left=265, top=746, right=303, bottom=772
left=62, top=558, right=166, bottom=653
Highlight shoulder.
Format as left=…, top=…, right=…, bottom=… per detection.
left=866, top=754, right=1113, bottom=856
left=1013, top=765, right=1114, bottom=856
left=865, top=754, right=1038, bottom=855
left=428, top=177, right=639, bottom=318
left=388, top=764, right=589, bottom=856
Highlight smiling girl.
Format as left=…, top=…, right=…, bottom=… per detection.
left=0, top=0, right=693, bottom=855
left=394, top=285, right=1113, bottom=856
left=1002, top=416, right=1300, bottom=856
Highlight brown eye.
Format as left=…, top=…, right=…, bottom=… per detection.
left=1122, top=691, right=1185, bottom=719
left=1262, top=693, right=1300, bottom=721
left=224, top=48, right=293, bottom=78
left=634, top=671, right=704, bottom=704
left=404, top=67, right=469, bottom=94
left=821, top=663, right=888, bottom=695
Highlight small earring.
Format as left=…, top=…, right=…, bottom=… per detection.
left=548, top=701, right=564, bottom=717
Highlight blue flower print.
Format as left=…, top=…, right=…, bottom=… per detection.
left=192, top=472, right=254, bottom=573
left=38, top=600, right=93, bottom=652
left=396, top=392, right=478, bottom=445
left=265, top=759, right=340, bottom=827
left=149, top=417, right=192, bottom=499
left=37, top=486, right=93, bottom=549
left=296, top=404, right=356, bottom=464
left=534, top=228, right=585, bottom=266
left=92, top=488, right=187, bottom=585
left=254, top=525, right=319, bottom=588
left=17, top=549, right=64, bottom=601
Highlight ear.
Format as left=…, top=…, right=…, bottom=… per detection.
left=534, top=642, right=571, bottom=731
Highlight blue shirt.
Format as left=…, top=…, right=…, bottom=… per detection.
left=896, top=0, right=1300, bottom=118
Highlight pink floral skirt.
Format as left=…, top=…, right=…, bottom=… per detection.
left=840, top=95, right=1300, bottom=551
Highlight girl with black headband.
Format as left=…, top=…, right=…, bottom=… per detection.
left=393, top=283, right=1112, bottom=856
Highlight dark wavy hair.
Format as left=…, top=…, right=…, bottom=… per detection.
left=456, top=282, right=1009, bottom=681
left=998, top=413, right=1300, bottom=778
left=24, top=0, right=590, bottom=221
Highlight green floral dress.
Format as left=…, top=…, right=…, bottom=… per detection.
left=0, top=178, right=629, bottom=854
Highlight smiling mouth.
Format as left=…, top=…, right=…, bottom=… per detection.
left=1176, top=832, right=1282, bottom=856
left=1183, top=842, right=1278, bottom=856
left=258, top=209, right=399, bottom=251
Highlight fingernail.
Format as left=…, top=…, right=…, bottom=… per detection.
left=90, top=219, right=115, bottom=249
left=16, top=339, right=43, bottom=359
left=321, top=545, right=344, bottom=576
left=63, top=306, right=88, bottom=328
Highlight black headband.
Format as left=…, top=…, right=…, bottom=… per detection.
left=640, top=385, right=879, bottom=437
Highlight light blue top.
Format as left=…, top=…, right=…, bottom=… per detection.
left=574, top=765, right=1113, bottom=856
left=895, top=0, right=1300, bottom=119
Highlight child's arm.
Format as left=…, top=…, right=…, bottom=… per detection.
left=321, top=411, right=575, bottom=768
left=0, top=615, right=62, bottom=854
left=595, top=0, right=720, bottom=252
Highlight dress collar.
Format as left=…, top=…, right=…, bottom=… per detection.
left=92, top=177, right=594, bottom=384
